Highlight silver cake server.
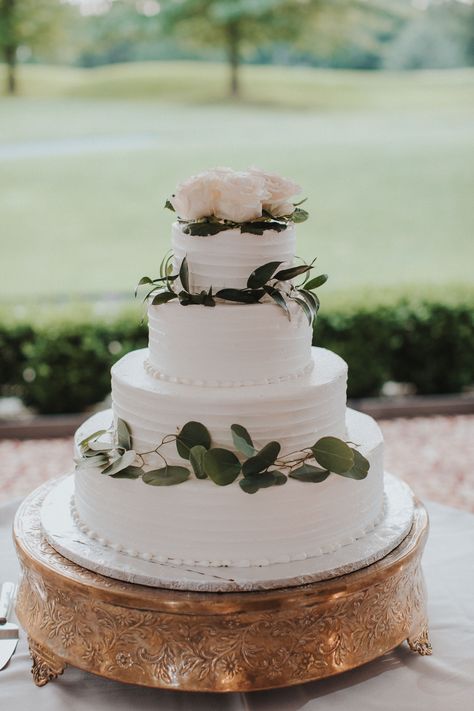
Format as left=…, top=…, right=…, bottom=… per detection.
left=0, top=582, right=19, bottom=670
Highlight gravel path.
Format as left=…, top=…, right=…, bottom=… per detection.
left=0, top=415, right=473, bottom=511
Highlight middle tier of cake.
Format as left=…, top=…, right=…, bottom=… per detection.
left=147, top=300, right=313, bottom=386
left=112, top=346, right=348, bottom=458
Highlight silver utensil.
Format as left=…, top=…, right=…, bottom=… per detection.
left=0, top=582, right=19, bottom=670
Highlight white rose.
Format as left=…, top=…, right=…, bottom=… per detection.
left=170, top=171, right=217, bottom=220
left=248, top=167, right=301, bottom=216
left=213, top=171, right=270, bottom=223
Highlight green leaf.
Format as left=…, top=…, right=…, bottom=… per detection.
left=78, top=453, right=110, bottom=469
left=231, top=424, right=255, bottom=457
left=274, top=264, right=312, bottom=282
left=78, top=429, right=108, bottom=451
left=239, top=471, right=287, bottom=494
left=304, top=274, right=328, bottom=291
left=183, top=221, right=233, bottom=236
left=311, top=437, right=354, bottom=474
left=203, top=286, right=215, bottom=307
left=241, top=220, right=287, bottom=235
left=110, top=466, right=143, bottom=480
left=293, top=296, right=313, bottom=325
left=102, top=450, right=137, bottom=476
left=159, top=249, right=173, bottom=278
left=135, top=276, right=153, bottom=297
left=242, top=441, right=281, bottom=477
left=87, top=439, right=116, bottom=452
left=264, top=285, right=291, bottom=320
left=216, top=288, right=264, bottom=304
left=289, top=464, right=330, bottom=483
left=204, top=448, right=241, bottom=486
left=164, top=199, right=175, bottom=212
left=142, top=466, right=190, bottom=486
left=298, top=288, right=320, bottom=315
left=116, top=418, right=131, bottom=450
left=179, top=256, right=190, bottom=293
left=247, top=261, right=283, bottom=289
left=339, top=450, right=370, bottom=480
left=292, top=207, right=309, bottom=223
left=152, top=291, right=177, bottom=306
left=176, top=421, right=211, bottom=460
left=293, top=197, right=308, bottom=207
left=189, top=445, right=208, bottom=479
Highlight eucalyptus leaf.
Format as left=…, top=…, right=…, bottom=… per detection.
left=292, top=208, right=309, bottom=223
left=242, top=441, right=281, bottom=477
left=247, top=261, right=283, bottom=289
left=241, top=220, right=287, bottom=235
left=298, top=288, right=320, bottom=314
left=289, top=464, right=330, bottom=483
left=152, top=290, right=177, bottom=306
left=78, top=453, right=110, bottom=469
left=204, top=448, right=241, bottom=486
left=78, top=429, right=108, bottom=451
left=216, top=288, right=264, bottom=304
left=135, top=276, right=153, bottom=297
left=239, top=471, right=287, bottom=494
left=231, top=424, right=255, bottom=457
left=338, top=449, right=370, bottom=480
left=304, top=273, right=328, bottom=291
left=164, top=199, right=175, bottom=212
left=110, top=466, right=143, bottom=480
left=311, top=437, right=354, bottom=474
left=102, top=450, right=137, bottom=477
left=87, top=439, right=116, bottom=452
left=292, top=296, right=313, bottom=325
left=116, top=418, right=131, bottom=450
left=142, top=466, right=190, bottom=486
left=183, top=221, right=233, bottom=236
left=176, top=421, right=211, bottom=460
left=274, top=264, right=312, bottom=282
left=189, top=445, right=208, bottom=479
left=264, top=285, right=291, bottom=320
left=179, top=256, right=190, bottom=293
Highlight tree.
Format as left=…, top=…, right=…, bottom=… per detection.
left=0, top=0, right=67, bottom=95
left=161, top=0, right=317, bottom=98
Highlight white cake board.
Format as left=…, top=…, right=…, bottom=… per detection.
left=41, top=473, right=414, bottom=592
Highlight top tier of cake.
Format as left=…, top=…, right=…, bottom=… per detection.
left=172, top=221, right=296, bottom=293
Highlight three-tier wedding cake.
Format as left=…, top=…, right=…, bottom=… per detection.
left=72, top=168, right=387, bottom=572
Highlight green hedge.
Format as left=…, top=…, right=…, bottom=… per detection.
left=1, top=289, right=473, bottom=414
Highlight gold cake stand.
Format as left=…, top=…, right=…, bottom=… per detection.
left=14, top=479, right=432, bottom=692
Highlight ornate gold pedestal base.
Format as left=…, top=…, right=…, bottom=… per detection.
left=14, top=481, right=431, bottom=692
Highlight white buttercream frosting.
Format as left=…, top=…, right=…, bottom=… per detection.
left=74, top=408, right=384, bottom=568
left=171, top=221, right=296, bottom=293
left=147, top=300, right=314, bottom=386
left=110, top=347, right=348, bottom=457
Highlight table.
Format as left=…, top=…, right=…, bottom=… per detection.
left=1, top=495, right=473, bottom=710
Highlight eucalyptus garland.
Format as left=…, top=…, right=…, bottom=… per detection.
left=137, top=254, right=328, bottom=325
left=76, top=419, right=370, bottom=495
left=165, top=199, right=308, bottom=236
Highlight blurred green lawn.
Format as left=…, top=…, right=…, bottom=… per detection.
left=1, top=62, right=473, bottom=299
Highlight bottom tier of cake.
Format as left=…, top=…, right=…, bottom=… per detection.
left=73, top=407, right=384, bottom=569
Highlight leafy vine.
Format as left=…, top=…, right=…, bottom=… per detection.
left=75, top=419, right=370, bottom=495
left=165, top=198, right=308, bottom=236
left=137, top=254, right=328, bottom=325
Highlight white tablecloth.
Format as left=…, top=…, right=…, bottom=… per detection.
left=0, top=496, right=473, bottom=710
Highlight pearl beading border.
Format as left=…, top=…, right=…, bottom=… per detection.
left=70, top=495, right=386, bottom=569
left=143, top=358, right=314, bottom=388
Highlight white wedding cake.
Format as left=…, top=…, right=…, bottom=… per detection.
left=73, top=168, right=385, bottom=571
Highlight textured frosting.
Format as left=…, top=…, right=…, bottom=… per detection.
left=171, top=221, right=296, bottom=293
left=74, top=408, right=384, bottom=568
left=147, top=300, right=314, bottom=386
left=111, top=347, right=348, bottom=457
